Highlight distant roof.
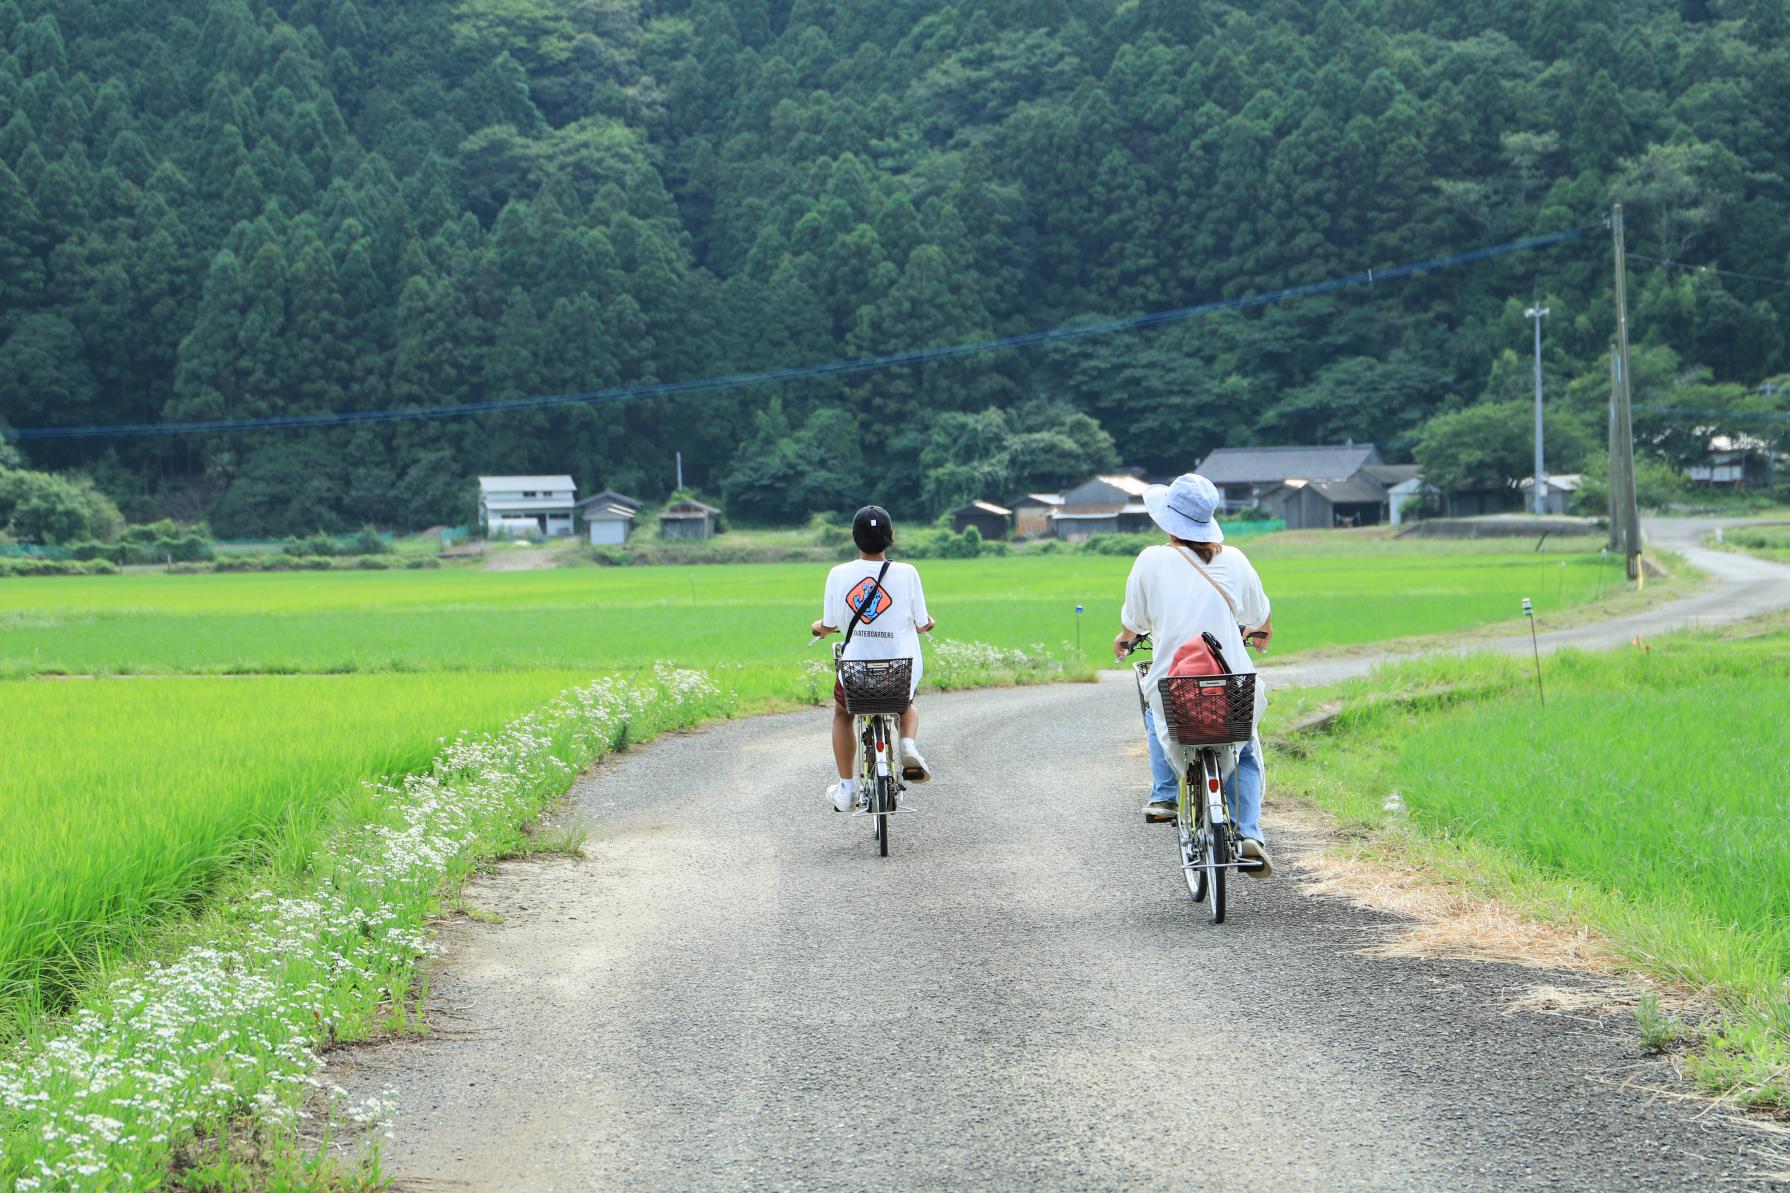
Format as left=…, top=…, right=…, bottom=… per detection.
left=1361, top=463, right=1421, bottom=486
left=585, top=503, right=637, bottom=519
left=1288, top=475, right=1388, bottom=504
left=956, top=500, right=1012, bottom=516
left=1015, top=493, right=1065, bottom=507
left=1050, top=502, right=1148, bottom=519
left=575, top=488, right=642, bottom=511
left=1519, top=474, right=1583, bottom=492
left=1197, top=445, right=1378, bottom=485
left=1094, top=473, right=1152, bottom=498
left=479, top=475, right=576, bottom=492
left=483, top=496, right=575, bottom=512
left=662, top=498, right=721, bottom=517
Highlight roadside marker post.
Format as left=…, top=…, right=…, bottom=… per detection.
left=1075, top=604, right=1084, bottom=656
left=1523, top=597, right=1545, bottom=706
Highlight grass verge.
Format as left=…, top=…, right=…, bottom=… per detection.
left=0, top=666, right=732, bottom=1188
left=1265, top=625, right=1790, bottom=1109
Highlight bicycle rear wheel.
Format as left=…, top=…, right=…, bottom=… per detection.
left=876, top=777, right=892, bottom=857
left=1177, top=765, right=1206, bottom=902
left=1207, top=820, right=1229, bottom=925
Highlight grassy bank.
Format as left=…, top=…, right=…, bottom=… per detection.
left=1716, top=524, right=1790, bottom=564
left=1266, top=624, right=1790, bottom=1107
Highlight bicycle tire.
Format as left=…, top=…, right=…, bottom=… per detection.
left=1178, top=766, right=1206, bottom=902
left=877, top=777, right=892, bottom=856
left=1208, top=823, right=1229, bottom=924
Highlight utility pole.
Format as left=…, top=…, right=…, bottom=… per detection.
left=675, top=450, right=684, bottom=491
left=1610, top=204, right=1644, bottom=583
left=1525, top=300, right=1549, bottom=515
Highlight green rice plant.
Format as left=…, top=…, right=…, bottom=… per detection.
left=1269, top=628, right=1790, bottom=1106
left=0, top=667, right=732, bottom=1189
left=0, top=550, right=1629, bottom=680
left=0, top=670, right=600, bottom=1032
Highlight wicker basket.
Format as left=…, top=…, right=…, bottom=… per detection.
left=837, top=657, right=914, bottom=714
left=1158, top=672, right=1255, bottom=746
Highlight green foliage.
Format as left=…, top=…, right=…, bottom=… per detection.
left=0, top=466, right=125, bottom=545
left=4, top=0, right=1790, bottom=535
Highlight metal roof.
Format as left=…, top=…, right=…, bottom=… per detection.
left=585, top=503, right=637, bottom=519
left=1093, top=473, right=1152, bottom=497
left=482, top=496, right=575, bottom=512
left=1296, top=475, right=1389, bottom=504
left=1050, top=502, right=1149, bottom=520
left=575, top=488, right=643, bottom=511
left=1196, top=444, right=1378, bottom=484
left=478, top=475, right=576, bottom=492
left=1014, top=493, right=1065, bottom=507
left=956, top=500, right=1013, bottom=516
left=661, top=499, right=721, bottom=517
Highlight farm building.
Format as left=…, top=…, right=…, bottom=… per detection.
left=477, top=475, right=576, bottom=537
left=660, top=498, right=721, bottom=540
left=1517, top=474, right=1582, bottom=516
left=1264, top=476, right=1391, bottom=529
left=1047, top=474, right=1154, bottom=540
left=1011, top=493, right=1063, bottom=538
left=576, top=488, right=643, bottom=545
left=1687, top=435, right=1780, bottom=487
left=952, top=500, right=1012, bottom=540
left=1197, top=444, right=1383, bottom=512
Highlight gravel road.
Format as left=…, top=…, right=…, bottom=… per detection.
left=335, top=519, right=1790, bottom=1191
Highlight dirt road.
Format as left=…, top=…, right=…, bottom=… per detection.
left=335, top=519, right=1790, bottom=1191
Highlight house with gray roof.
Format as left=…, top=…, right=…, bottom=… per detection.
left=1195, top=444, right=1384, bottom=511
left=478, top=475, right=577, bottom=537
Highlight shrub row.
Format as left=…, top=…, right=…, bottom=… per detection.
left=0, top=557, right=119, bottom=578
left=62, top=535, right=214, bottom=564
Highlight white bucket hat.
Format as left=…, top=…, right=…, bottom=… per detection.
left=1142, top=473, right=1224, bottom=543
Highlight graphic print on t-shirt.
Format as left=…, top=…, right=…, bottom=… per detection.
left=847, top=575, right=894, bottom=623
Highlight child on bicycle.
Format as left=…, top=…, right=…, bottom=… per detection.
left=809, top=505, right=936, bottom=812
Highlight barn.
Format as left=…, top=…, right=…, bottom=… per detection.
left=951, top=500, right=1012, bottom=540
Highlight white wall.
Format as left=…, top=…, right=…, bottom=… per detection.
left=588, top=519, right=628, bottom=545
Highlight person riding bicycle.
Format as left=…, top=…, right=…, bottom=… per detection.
left=810, top=505, right=936, bottom=813
left=1112, top=473, right=1273, bottom=876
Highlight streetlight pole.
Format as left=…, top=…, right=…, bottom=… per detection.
left=1525, top=301, right=1549, bottom=515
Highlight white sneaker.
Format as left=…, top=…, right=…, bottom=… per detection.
left=826, top=782, right=855, bottom=813
left=900, top=740, right=932, bottom=783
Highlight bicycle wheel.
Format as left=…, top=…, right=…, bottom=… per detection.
left=1177, top=765, right=1206, bottom=902
left=1207, top=821, right=1229, bottom=925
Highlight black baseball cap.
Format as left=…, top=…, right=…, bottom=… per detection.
left=852, top=505, right=894, bottom=553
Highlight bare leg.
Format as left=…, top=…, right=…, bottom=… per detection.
left=900, top=703, right=919, bottom=741
left=832, top=707, right=856, bottom=779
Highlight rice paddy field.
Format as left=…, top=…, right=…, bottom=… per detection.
left=0, top=545, right=1626, bottom=685
left=0, top=539, right=1632, bottom=1030
left=1268, top=625, right=1790, bottom=1105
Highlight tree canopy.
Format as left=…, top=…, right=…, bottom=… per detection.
left=2, top=0, right=1789, bottom=533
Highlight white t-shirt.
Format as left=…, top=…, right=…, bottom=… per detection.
left=1196, top=544, right=1271, bottom=629
left=1121, top=544, right=1258, bottom=757
left=823, top=559, right=931, bottom=689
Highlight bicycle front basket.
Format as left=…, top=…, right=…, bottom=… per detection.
left=1158, top=672, right=1255, bottom=746
left=837, top=657, right=914, bottom=715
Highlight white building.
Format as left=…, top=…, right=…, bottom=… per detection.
left=577, top=489, right=643, bottom=546
left=1516, top=474, right=1582, bottom=516
left=478, top=475, right=577, bottom=537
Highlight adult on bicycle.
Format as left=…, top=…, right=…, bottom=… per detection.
left=1112, top=473, right=1273, bottom=876
left=810, top=505, right=936, bottom=813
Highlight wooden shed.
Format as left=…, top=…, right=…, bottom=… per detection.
left=660, top=498, right=721, bottom=540
left=951, top=500, right=1012, bottom=540
left=1011, top=493, right=1063, bottom=538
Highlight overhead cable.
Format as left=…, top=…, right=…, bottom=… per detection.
left=6, top=226, right=1589, bottom=441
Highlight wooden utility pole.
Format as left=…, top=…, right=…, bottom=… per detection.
left=1609, top=204, right=1644, bottom=582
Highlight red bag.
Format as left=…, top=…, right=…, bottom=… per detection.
left=1166, top=631, right=1229, bottom=677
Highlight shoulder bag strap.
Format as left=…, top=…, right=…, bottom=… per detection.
left=1172, top=545, right=1239, bottom=623
left=841, top=560, right=893, bottom=650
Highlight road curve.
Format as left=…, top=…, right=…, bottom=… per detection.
left=336, top=580, right=1788, bottom=1192
left=1264, top=515, right=1790, bottom=688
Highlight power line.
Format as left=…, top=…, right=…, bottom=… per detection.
left=5, top=225, right=1589, bottom=442
left=1626, top=252, right=1790, bottom=290
left=1635, top=405, right=1790, bottom=422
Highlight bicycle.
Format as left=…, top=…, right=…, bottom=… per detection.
left=1122, top=634, right=1263, bottom=923
left=833, top=647, right=914, bottom=858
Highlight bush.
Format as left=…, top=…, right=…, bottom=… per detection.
left=1081, top=532, right=1159, bottom=556
left=0, top=556, right=117, bottom=578
left=348, top=525, right=392, bottom=555
left=282, top=531, right=342, bottom=558
left=350, top=555, right=394, bottom=569
left=402, top=556, right=441, bottom=569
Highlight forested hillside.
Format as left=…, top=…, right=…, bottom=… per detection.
left=2, top=0, right=1788, bottom=533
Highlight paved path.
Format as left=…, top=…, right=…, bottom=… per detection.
left=1265, top=515, right=1790, bottom=687
left=336, top=521, right=1790, bottom=1191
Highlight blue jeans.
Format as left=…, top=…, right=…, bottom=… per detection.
left=1144, top=706, right=1264, bottom=842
